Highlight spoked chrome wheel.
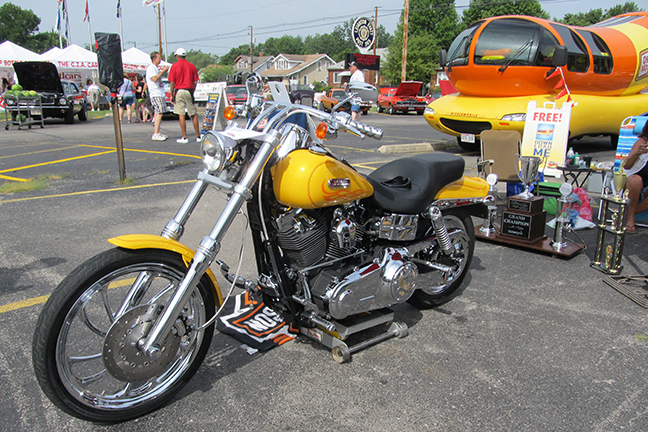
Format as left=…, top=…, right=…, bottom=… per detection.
left=33, top=248, right=217, bottom=422
left=408, top=213, right=475, bottom=308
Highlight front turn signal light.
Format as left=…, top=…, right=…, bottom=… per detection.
left=223, top=106, right=236, bottom=120
left=316, top=122, right=328, bottom=139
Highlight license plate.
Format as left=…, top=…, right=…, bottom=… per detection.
left=30, top=109, right=41, bottom=116
left=461, top=133, right=475, bottom=143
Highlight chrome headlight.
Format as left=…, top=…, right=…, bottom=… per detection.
left=501, top=113, right=526, bottom=122
left=424, top=107, right=435, bottom=115
left=200, top=131, right=238, bottom=174
left=59, top=97, right=67, bottom=105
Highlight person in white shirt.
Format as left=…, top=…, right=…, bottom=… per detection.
left=146, top=51, right=170, bottom=141
left=348, top=61, right=364, bottom=121
left=86, top=79, right=101, bottom=111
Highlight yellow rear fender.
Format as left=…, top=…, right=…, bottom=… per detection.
left=108, top=234, right=223, bottom=306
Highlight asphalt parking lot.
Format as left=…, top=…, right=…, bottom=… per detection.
left=1, top=112, right=647, bottom=431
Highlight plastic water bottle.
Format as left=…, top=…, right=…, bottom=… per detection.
left=574, top=152, right=580, bottom=166
left=566, top=147, right=575, bottom=165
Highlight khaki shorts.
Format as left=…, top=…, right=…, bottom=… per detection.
left=173, top=89, right=197, bottom=116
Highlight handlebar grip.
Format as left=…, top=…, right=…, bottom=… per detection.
left=351, top=120, right=383, bottom=140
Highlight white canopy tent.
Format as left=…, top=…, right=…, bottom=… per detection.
left=0, top=41, right=42, bottom=82
left=40, top=47, right=63, bottom=60
left=47, top=44, right=99, bottom=85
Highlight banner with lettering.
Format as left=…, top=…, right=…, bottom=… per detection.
left=521, top=100, right=573, bottom=177
left=217, top=292, right=295, bottom=352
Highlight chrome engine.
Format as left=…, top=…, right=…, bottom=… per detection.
left=275, top=206, right=426, bottom=321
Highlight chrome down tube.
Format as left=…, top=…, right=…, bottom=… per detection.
left=140, top=130, right=282, bottom=359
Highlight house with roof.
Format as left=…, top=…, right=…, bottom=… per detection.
left=259, top=54, right=334, bottom=87
left=233, top=55, right=275, bottom=74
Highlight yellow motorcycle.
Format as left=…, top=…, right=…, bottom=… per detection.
left=32, top=74, right=490, bottom=422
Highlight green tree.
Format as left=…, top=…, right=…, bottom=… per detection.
left=558, top=2, right=643, bottom=25
left=167, top=49, right=218, bottom=69
left=384, top=33, right=440, bottom=84
left=462, top=0, right=549, bottom=27
left=0, top=3, right=40, bottom=46
left=257, top=35, right=304, bottom=56
left=408, top=0, right=459, bottom=49
left=199, top=64, right=235, bottom=82
left=219, top=44, right=258, bottom=66
left=24, top=31, right=59, bottom=54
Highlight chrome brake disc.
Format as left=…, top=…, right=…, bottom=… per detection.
left=103, top=304, right=181, bottom=382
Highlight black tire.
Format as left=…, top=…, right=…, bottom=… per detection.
left=388, top=104, right=396, bottom=115
left=362, top=110, right=368, bottom=115
left=610, top=134, right=619, bottom=149
left=65, top=105, right=74, bottom=124
left=32, top=248, right=217, bottom=423
left=456, top=136, right=481, bottom=152
left=78, top=105, right=87, bottom=121
left=319, top=102, right=327, bottom=112
left=417, top=110, right=425, bottom=115
left=407, top=212, right=475, bottom=308
left=377, top=105, right=384, bottom=113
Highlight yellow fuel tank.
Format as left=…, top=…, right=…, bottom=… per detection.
left=271, top=149, right=374, bottom=209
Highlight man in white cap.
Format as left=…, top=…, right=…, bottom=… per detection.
left=348, top=61, right=364, bottom=121
left=168, top=47, right=201, bottom=143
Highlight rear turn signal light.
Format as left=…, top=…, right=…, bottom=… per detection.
left=223, top=106, right=236, bottom=120
left=316, top=122, right=328, bottom=139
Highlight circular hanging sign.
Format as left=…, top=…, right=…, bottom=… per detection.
left=352, top=17, right=375, bottom=50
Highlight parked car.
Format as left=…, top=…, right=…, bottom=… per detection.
left=318, top=88, right=371, bottom=115
left=225, top=84, right=248, bottom=106
left=289, top=84, right=315, bottom=107
left=377, top=81, right=428, bottom=115
left=161, top=78, right=175, bottom=114
left=11, top=61, right=87, bottom=124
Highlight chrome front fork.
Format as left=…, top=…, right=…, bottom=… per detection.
left=140, top=133, right=280, bottom=359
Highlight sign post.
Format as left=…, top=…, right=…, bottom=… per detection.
left=520, top=100, right=573, bottom=177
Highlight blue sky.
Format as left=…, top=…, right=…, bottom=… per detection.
left=17, top=0, right=634, bottom=56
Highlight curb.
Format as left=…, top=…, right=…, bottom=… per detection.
left=377, top=140, right=458, bottom=154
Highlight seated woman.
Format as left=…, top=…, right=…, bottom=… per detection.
left=625, top=120, right=648, bottom=232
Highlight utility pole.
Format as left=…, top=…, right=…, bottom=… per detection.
left=249, top=26, right=254, bottom=74
left=157, top=4, right=163, bottom=57
left=401, top=0, right=409, bottom=82
left=374, top=6, right=379, bottom=56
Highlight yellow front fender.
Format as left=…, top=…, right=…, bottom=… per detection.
left=108, top=234, right=223, bottom=306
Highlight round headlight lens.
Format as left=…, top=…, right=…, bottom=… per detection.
left=201, top=131, right=237, bottom=174
left=424, top=107, right=435, bottom=116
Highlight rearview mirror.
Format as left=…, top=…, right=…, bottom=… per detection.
left=439, top=49, right=447, bottom=67
left=552, top=46, right=568, bottom=67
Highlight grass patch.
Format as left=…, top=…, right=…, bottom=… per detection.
left=637, top=334, right=647, bottom=341
left=0, top=179, right=49, bottom=194
left=0, top=173, right=69, bottom=194
left=115, top=177, right=136, bottom=186
left=170, top=159, right=193, bottom=167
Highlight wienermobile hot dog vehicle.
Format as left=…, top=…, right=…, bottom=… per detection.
left=424, top=12, right=648, bottom=150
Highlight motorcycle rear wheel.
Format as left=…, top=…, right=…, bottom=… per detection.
left=32, top=248, right=216, bottom=423
left=407, top=212, right=475, bottom=308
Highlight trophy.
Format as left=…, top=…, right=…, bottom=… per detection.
left=480, top=173, right=499, bottom=235
left=516, top=154, right=543, bottom=199
left=552, top=183, right=573, bottom=251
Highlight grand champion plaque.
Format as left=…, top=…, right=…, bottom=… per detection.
left=500, top=195, right=546, bottom=243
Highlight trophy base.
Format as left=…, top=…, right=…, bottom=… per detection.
left=475, top=225, right=583, bottom=258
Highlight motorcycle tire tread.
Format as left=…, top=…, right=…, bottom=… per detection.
left=32, top=247, right=216, bottom=423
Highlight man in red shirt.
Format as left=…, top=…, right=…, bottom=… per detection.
left=168, top=48, right=201, bottom=143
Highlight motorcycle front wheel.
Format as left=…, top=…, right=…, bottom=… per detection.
left=407, top=212, right=475, bottom=308
left=32, top=248, right=217, bottom=423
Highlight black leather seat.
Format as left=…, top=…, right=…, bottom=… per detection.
left=365, top=153, right=464, bottom=214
